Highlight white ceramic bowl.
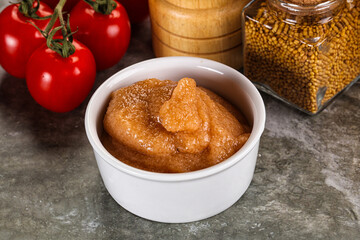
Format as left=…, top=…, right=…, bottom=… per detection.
left=85, top=56, right=266, bottom=223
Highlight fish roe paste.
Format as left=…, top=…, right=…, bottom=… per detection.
left=101, top=78, right=251, bottom=173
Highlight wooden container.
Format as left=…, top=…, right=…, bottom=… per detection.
left=151, top=21, right=242, bottom=54
left=149, top=0, right=250, bottom=69
left=152, top=34, right=243, bottom=69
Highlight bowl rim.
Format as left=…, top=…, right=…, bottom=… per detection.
left=85, top=56, right=266, bottom=182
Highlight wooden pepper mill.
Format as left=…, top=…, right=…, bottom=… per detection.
left=149, top=0, right=251, bottom=69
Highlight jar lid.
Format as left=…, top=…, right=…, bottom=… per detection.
left=286, top=0, right=328, bottom=5
left=268, top=0, right=344, bottom=15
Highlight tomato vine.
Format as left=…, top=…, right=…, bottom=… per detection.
left=30, top=0, right=77, bottom=58
left=83, top=0, right=117, bottom=15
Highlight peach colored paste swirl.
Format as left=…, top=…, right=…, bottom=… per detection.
left=102, top=77, right=250, bottom=173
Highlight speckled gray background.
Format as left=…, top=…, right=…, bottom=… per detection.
left=0, top=2, right=359, bottom=239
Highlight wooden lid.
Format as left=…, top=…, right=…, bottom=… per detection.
left=166, top=0, right=237, bottom=9
left=149, top=0, right=250, bottom=38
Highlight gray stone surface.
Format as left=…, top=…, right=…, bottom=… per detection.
left=0, top=4, right=359, bottom=239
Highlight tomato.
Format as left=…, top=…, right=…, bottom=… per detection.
left=41, top=0, right=80, bottom=12
left=26, top=39, right=96, bottom=113
left=118, top=0, right=149, bottom=24
left=70, top=0, right=131, bottom=71
left=0, top=2, right=53, bottom=78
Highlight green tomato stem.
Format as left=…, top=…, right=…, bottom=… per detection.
left=34, top=0, right=77, bottom=58
left=28, top=0, right=76, bottom=58
left=18, top=0, right=51, bottom=20
left=83, top=0, right=117, bottom=15
left=44, top=0, right=67, bottom=36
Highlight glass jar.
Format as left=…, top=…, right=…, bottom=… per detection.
left=242, top=0, right=360, bottom=114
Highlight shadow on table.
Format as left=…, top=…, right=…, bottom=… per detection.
left=0, top=73, right=89, bottom=150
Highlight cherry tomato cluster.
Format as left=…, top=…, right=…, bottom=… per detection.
left=42, top=0, right=149, bottom=24
left=0, top=0, right=135, bottom=113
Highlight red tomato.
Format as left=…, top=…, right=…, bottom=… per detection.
left=0, top=2, right=53, bottom=78
left=26, top=40, right=96, bottom=113
left=41, top=0, right=80, bottom=12
left=70, top=0, right=131, bottom=71
left=118, top=0, right=149, bottom=24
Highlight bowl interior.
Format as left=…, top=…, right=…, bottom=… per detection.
left=85, top=57, right=265, bottom=180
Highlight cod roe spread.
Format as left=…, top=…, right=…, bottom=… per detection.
left=101, top=78, right=251, bottom=173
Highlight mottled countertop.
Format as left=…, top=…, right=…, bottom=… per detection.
left=1, top=3, right=360, bottom=239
